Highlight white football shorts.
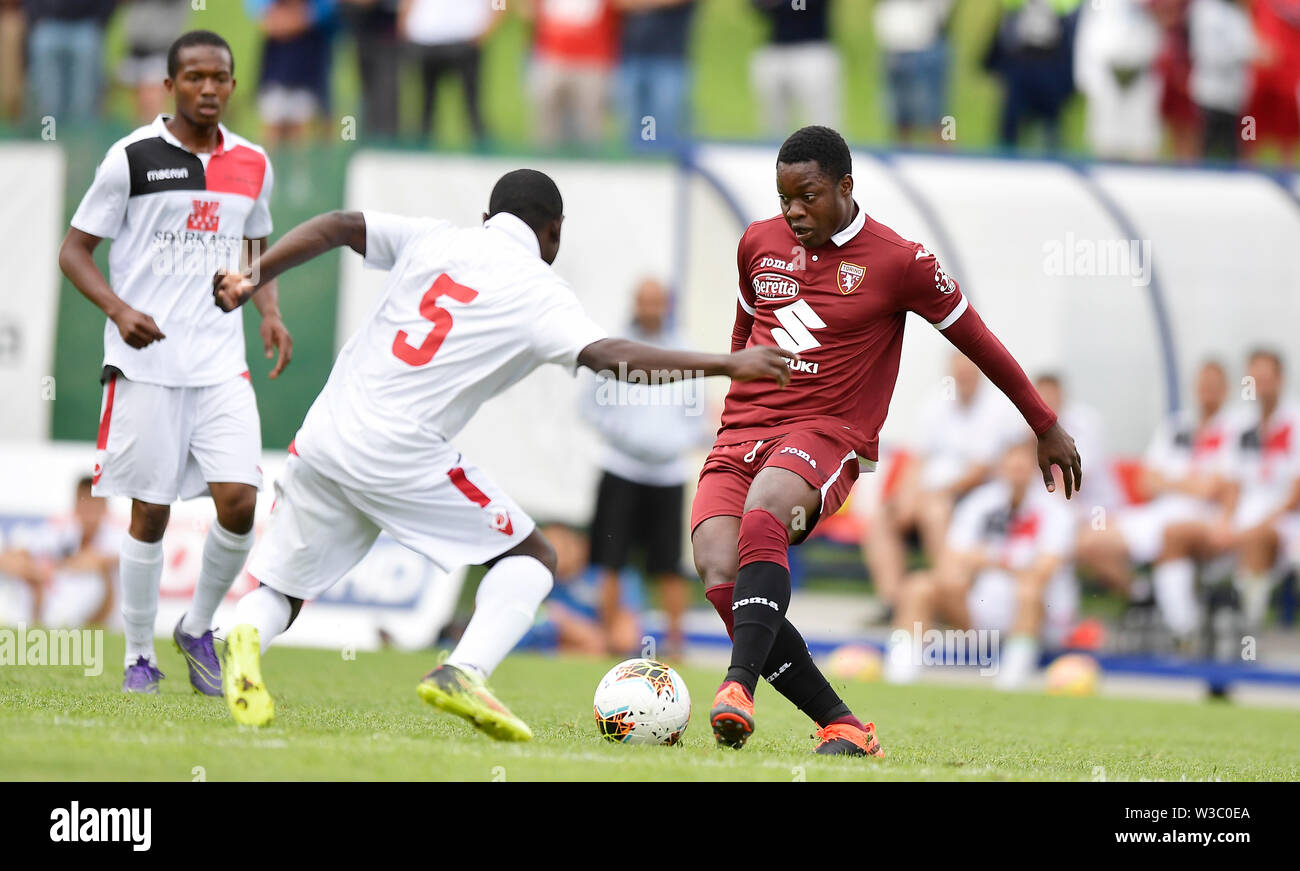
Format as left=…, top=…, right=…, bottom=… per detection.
left=92, top=371, right=263, bottom=504
left=246, top=451, right=534, bottom=600
left=1116, top=495, right=1218, bottom=565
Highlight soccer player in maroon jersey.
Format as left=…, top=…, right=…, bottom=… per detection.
left=693, top=126, right=1082, bottom=756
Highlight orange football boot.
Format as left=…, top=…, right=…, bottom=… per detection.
left=814, top=721, right=884, bottom=757
left=710, top=681, right=756, bottom=749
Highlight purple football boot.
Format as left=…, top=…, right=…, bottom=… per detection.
left=173, top=617, right=223, bottom=696
left=122, top=656, right=164, bottom=694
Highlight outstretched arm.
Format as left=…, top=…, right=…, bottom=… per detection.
left=215, top=210, right=367, bottom=310
left=578, top=338, right=794, bottom=386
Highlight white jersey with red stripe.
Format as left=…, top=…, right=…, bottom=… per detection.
left=1225, top=399, right=1300, bottom=527
left=1143, top=407, right=1232, bottom=513
left=291, top=210, right=607, bottom=493
left=947, top=479, right=1075, bottom=572
left=71, top=114, right=274, bottom=388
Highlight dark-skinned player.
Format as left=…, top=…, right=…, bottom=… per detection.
left=692, top=126, right=1082, bottom=756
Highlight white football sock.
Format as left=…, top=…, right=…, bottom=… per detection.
left=994, top=635, right=1039, bottom=691
left=447, top=556, right=553, bottom=680
left=120, top=535, right=164, bottom=667
left=182, top=521, right=254, bottom=636
left=1234, top=570, right=1274, bottom=631
left=1153, top=558, right=1199, bottom=638
left=885, top=630, right=919, bottom=685
left=233, top=585, right=293, bottom=654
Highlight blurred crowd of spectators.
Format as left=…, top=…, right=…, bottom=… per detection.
left=871, top=350, right=1299, bottom=686
left=4, top=0, right=1300, bottom=160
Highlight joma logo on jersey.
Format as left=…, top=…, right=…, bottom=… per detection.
left=752, top=272, right=799, bottom=301
left=146, top=167, right=189, bottom=182
left=779, top=446, right=817, bottom=468
left=186, top=199, right=220, bottom=232
left=789, top=359, right=819, bottom=374
left=759, top=255, right=794, bottom=270
left=837, top=261, right=865, bottom=294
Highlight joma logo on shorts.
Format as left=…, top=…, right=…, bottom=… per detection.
left=733, top=597, right=780, bottom=611
left=779, top=447, right=816, bottom=468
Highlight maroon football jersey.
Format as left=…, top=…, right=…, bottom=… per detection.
left=720, top=205, right=968, bottom=463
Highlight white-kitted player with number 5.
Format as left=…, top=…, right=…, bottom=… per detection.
left=211, top=169, right=794, bottom=738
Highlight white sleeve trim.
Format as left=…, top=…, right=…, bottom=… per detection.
left=737, top=288, right=756, bottom=316
left=933, top=295, right=968, bottom=331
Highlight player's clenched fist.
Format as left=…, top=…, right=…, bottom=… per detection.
left=726, top=345, right=797, bottom=386
left=213, top=269, right=255, bottom=312
left=111, top=306, right=165, bottom=348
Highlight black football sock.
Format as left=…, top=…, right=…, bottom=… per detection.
left=724, top=509, right=794, bottom=695
left=762, top=618, right=857, bottom=727
left=724, top=560, right=791, bottom=695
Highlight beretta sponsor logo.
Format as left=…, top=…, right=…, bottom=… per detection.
left=752, top=272, right=799, bottom=301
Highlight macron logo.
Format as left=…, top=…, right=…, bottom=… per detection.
left=145, top=167, right=189, bottom=182
left=733, top=597, right=780, bottom=612
left=50, top=801, right=151, bottom=852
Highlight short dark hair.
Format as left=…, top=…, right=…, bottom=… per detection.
left=167, top=30, right=234, bottom=79
left=487, top=169, right=564, bottom=233
left=1248, top=347, right=1284, bottom=374
left=777, top=126, right=852, bottom=181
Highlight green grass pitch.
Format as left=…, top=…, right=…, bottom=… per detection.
left=2, top=635, right=1296, bottom=781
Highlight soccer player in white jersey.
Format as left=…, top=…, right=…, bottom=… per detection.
left=1223, top=351, right=1300, bottom=628
left=1076, top=361, right=1234, bottom=644
left=210, top=169, right=794, bottom=738
left=57, top=31, right=293, bottom=694
left=887, top=437, right=1077, bottom=690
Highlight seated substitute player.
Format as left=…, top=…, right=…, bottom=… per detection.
left=1223, top=350, right=1300, bottom=630
left=211, top=169, right=794, bottom=739
left=1074, top=360, right=1233, bottom=643
left=886, top=437, right=1078, bottom=690
left=693, top=126, right=1081, bottom=756
left=58, top=30, right=293, bottom=695
left=1153, top=351, right=1300, bottom=634
left=866, top=351, right=1019, bottom=610
left=0, top=477, right=119, bottom=628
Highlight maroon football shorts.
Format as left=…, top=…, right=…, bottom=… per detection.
left=691, top=427, right=863, bottom=542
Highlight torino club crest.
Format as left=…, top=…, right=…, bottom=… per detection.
left=837, top=261, right=865, bottom=295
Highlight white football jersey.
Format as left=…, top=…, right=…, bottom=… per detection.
left=915, top=385, right=1022, bottom=491
left=947, top=479, right=1075, bottom=573
left=293, top=211, right=608, bottom=489
left=1142, top=407, right=1231, bottom=512
left=71, top=115, right=273, bottom=387
left=1225, top=399, right=1300, bottom=513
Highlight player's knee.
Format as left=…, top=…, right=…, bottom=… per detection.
left=214, top=487, right=257, bottom=534
left=696, top=562, right=736, bottom=590
left=129, top=501, right=170, bottom=542
left=504, top=530, right=557, bottom=577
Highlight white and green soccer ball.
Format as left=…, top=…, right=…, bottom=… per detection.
left=593, top=658, right=691, bottom=746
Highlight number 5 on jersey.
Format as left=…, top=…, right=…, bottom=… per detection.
left=771, top=299, right=825, bottom=354
left=393, top=274, right=478, bottom=366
